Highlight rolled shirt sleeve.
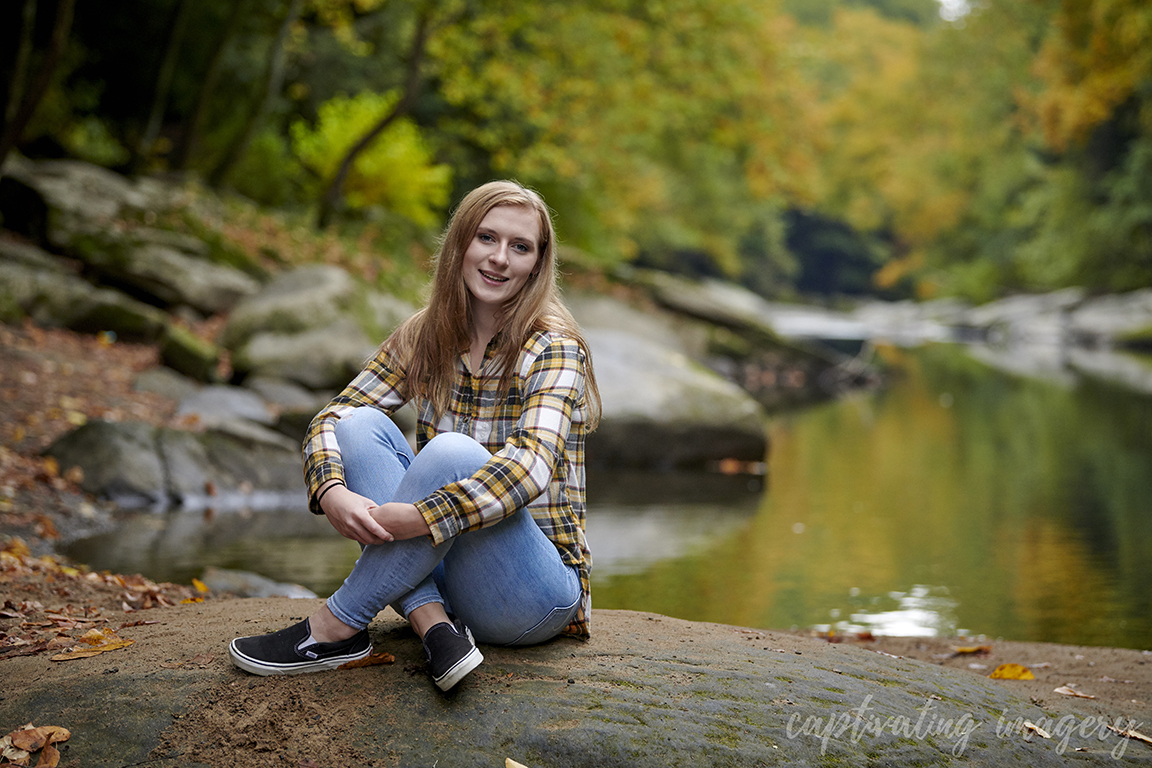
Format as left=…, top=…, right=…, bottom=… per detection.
left=302, top=350, right=407, bottom=513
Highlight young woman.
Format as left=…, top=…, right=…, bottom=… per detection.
left=228, top=181, right=600, bottom=691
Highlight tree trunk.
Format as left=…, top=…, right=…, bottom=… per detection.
left=171, top=0, right=253, bottom=172
left=3, top=0, right=38, bottom=127
left=133, top=0, right=194, bottom=171
left=208, top=0, right=303, bottom=188
left=0, top=0, right=74, bottom=171
left=315, top=7, right=432, bottom=229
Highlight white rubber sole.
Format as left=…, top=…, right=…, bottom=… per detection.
left=228, top=639, right=372, bottom=676
left=433, top=646, right=484, bottom=691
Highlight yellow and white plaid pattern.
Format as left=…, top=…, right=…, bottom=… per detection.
left=303, top=331, right=591, bottom=637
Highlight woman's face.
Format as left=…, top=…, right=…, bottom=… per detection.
left=462, top=205, right=540, bottom=318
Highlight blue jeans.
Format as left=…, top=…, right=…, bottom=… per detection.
left=324, top=407, right=581, bottom=645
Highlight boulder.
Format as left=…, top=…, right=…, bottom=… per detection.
left=176, top=384, right=274, bottom=427
left=232, top=319, right=375, bottom=390
left=584, top=327, right=767, bottom=469
left=961, top=288, right=1086, bottom=345
left=0, top=155, right=184, bottom=245
left=0, top=251, right=169, bottom=340
left=567, top=291, right=690, bottom=351
left=197, top=427, right=305, bottom=494
left=133, top=366, right=202, bottom=402
left=45, top=419, right=305, bottom=508
left=68, top=228, right=260, bottom=314
left=2, top=157, right=257, bottom=319
left=159, top=323, right=220, bottom=383
left=0, top=234, right=67, bottom=271
left=1069, top=289, right=1152, bottom=345
left=222, top=265, right=415, bottom=389
left=242, top=376, right=331, bottom=412
left=45, top=421, right=168, bottom=508
left=3, top=602, right=1137, bottom=768
left=199, top=566, right=318, bottom=599
left=156, top=427, right=214, bottom=502
left=636, top=270, right=782, bottom=335
left=569, top=292, right=773, bottom=467
left=220, top=265, right=366, bottom=348
left=1068, top=347, right=1152, bottom=395
left=242, top=376, right=331, bottom=443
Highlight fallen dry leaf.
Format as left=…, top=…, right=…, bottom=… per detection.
left=506, top=759, right=529, bottom=768
left=951, top=645, right=992, bottom=656
left=0, top=640, right=51, bottom=661
left=118, top=620, right=160, bottom=629
left=339, top=650, right=395, bottom=669
left=10, top=730, right=45, bottom=753
left=7, top=723, right=70, bottom=755
left=989, top=663, right=1035, bottom=680
left=1107, top=725, right=1152, bottom=746
left=34, top=742, right=60, bottom=767
left=1053, top=685, right=1096, bottom=699
left=1023, top=721, right=1052, bottom=739
left=0, top=725, right=70, bottom=768
left=49, top=628, right=134, bottom=661
left=0, top=738, right=31, bottom=766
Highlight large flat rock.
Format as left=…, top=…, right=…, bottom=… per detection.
left=1, top=603, right=1148, bottom=767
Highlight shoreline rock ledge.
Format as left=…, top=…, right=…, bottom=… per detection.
left=3, top=603, right=1145, bottom=767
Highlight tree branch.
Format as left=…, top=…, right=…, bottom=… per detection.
left=209, top=0, right=304, bottom=188
left=0, top=0, right=74, bottom=170
left=316, top=4, right=432, bottom=229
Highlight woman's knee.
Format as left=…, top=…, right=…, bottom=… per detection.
left=420, top=432, right=491, bottom=471
left=334, top=408, right=411, bottom=460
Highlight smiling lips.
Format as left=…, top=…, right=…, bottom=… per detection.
left=479, top=270, right=509, bottom=283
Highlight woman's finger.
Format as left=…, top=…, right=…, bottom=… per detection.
left=355, top=511, right=394, bottom=545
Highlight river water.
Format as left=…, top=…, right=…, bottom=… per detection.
left=67, top=343, right=1152, bottom=649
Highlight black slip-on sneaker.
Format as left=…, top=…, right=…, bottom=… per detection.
left=229, top=618, right=371, bottom=676
left=423, top=619, right=483, bottom=691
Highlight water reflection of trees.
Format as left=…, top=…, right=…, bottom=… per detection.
left=594, top=346, right=1152, bottom=650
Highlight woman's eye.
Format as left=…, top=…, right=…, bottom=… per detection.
left=478, top=233, right=494, bottom=243
left=513, top=243, right=530, bottom=253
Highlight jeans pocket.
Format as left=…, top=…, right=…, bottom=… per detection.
left=509, top=594, right=581, bottom=646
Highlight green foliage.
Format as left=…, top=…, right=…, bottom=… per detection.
left=61, top=116, right=130, bottom=167
left=227, top=127, right=303, bottom=207
left=290, top=90, right=451, bottom=227
left=427, top=0, right=818, bottom=295
left=785, top=0, right=941, bottom=27
left=8, top=0, right=1152, bottom=301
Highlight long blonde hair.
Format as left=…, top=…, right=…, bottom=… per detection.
left=382, top=181, right=600, bottom=428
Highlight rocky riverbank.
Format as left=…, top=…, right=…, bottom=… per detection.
left=3, top=156, right=866, bottom=511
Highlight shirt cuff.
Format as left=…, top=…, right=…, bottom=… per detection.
left=306, top=466, right=346, bottom=514
left=414, top=492, right=461, bottom=545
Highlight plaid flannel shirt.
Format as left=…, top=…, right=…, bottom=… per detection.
left=303, top=330, right=592, bottom=638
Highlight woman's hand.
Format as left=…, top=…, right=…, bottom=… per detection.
left=319, top=484, right=394, bottom=545
left=369, top=502, right=432, bottom=541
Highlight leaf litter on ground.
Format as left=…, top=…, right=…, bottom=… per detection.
left=1, top=537, right=209, bottom=662
left=0, top=724, right=71, bottom=767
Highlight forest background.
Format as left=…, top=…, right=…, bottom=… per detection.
left=1, top=0, right=1149, bottom=305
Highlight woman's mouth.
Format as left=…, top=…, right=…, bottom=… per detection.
left=479, top=270, right=508, bottom=283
